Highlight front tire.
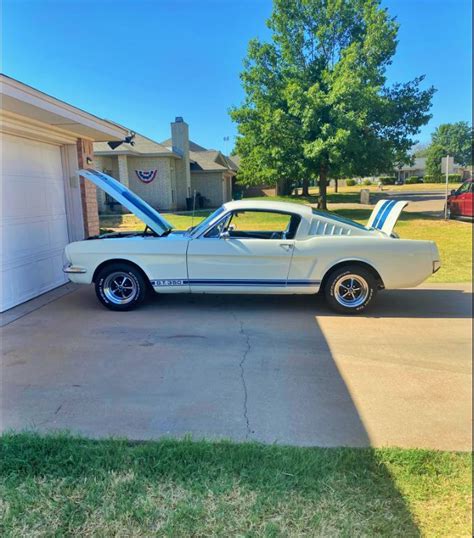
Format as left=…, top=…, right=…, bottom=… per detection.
left=95, top=263, right=148, bottom=311
left=324, top=266, right=377, bottom=314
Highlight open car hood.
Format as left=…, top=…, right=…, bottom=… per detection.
left=367, top=199, right=408, bottom=235
left=79, top=169, right=173, bottom=236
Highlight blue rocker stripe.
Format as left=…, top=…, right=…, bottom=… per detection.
left=190, top=279, right=320, bottom=287
left=151, top=279, right=320, bottom=287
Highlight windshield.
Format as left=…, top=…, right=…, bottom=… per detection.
left=312, top=209, right=370, bottom=230
left=188, top=206, right=226, bottom=236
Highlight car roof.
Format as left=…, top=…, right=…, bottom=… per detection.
left=223, top=199, right=313, bottom=216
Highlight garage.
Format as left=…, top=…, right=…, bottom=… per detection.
left=1, top=134, right=70, bottom=311
left=0, top=75, right=128, bottom=312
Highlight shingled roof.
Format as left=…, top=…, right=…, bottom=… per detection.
left=160, top=137, right=239, bottom=173
left=160, top=137, right=208, bottom=153
left=94, top=134, right=181, bottom=157
left=190, top=150, right=240, bottom=173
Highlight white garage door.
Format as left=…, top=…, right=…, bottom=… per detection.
left=1, top=133, right=69, bottom=312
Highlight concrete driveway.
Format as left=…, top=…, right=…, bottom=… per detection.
left=1, top=283, right=471, bottom=451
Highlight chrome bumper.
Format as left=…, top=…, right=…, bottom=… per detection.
left=63, top=264, right=87, bottom=274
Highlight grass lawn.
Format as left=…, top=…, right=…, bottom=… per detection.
left=309, top=182, right=462, bottom=194
left=0, top=433, right=471, bottom=537
left=100, top=205, right=471, bottom=284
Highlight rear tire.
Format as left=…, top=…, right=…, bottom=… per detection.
left=324, top=265, right=377, bottom=315
left=95, top=262, right=148, bottom=311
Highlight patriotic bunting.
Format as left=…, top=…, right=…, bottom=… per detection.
left=135, top=169, right=157, bottom=183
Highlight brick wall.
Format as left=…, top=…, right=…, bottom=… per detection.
left=190, top=171, right=226, bottom=208
left=77, top=138, right=100, bottom=237
left=127, top=156, right=175, bottom=210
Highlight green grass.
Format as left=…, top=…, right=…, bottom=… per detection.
left=0, top=433, right=471, bottom=537
left=100, top=205, right=471, bottom=284
left=308, top=183, right=463, bottom=194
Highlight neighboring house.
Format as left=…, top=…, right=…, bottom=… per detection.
left=94, top=117, right=237, bottom=212
left=395, top=157, right=427, bottom=180
left=394, top=157, right=471, bottom=181
left=0, top=74, right=128, bottom=312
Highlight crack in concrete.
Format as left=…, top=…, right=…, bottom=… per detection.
left=236, top=316, right=252, bottom=439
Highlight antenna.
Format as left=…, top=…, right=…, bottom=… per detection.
left=191, top=189, right=197, bottom=228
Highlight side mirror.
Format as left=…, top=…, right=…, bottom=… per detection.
left=219, top=231, right=230, bottom=240
left=451, top=189, right=456, bottom=196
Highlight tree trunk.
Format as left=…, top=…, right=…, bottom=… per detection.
left=318, top=166, right=328, bottom=209
left=277, top=178, right=291, bottom=196
left=301, top=178, right=310, bottom=197
left=334, top=178, right=338, bottom=193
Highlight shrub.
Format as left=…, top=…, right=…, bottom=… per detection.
left=424, top=173, right=462, bottom=184
left=346, top=179, right=356, bottom=186
left=362, top=179, right=372, bottom=186
left=405, top=176, right=421, bottom=184
left=448, top=174, right=462, bottom=184
left=379, top=176, right=396, bottom=185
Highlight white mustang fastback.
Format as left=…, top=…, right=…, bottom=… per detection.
left=64, top=170, right=441, bottom=314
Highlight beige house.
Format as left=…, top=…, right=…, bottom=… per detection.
left=395, top=157, right=427, bottom=180
left=94, top=117, right=237, bottom=212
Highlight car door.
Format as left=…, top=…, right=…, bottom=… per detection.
left=461, top=182, right=473, bottom=216
left=451, top=182, right=470, bottom=216
left=186, top=209, right=298, bottom=293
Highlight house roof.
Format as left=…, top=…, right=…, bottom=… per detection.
left=161, top=138, right=208, bottom=152
left=94, top=131, right=240, bottom=173
left=228, top=154, right=240, bottom=168
left=190, top=150, right=225, bottom=171
left=94, top=133, right=181, bottom=157
left=397, top=157, right=427, bottom=171
left=190, top=150, right=238, bottom=173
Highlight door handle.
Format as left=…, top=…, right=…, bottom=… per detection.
left=280, top=243, right=294, bottom=250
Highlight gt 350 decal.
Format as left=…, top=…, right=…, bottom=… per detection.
left=151, top=279, right=186, bottom=287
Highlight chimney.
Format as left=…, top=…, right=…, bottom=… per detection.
left=171, top=117, right=191, bottom=197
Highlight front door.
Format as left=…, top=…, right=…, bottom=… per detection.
left=187, top=209, right=298, bottom=293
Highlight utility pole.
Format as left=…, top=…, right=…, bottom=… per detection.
left=443, top=155, right=450, bottom=220
left=223, top=136, right=230, bottom=155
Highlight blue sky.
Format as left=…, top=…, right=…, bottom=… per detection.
left=2, top=0, right=471, bottom=153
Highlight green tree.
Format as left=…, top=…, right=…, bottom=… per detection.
left=426, top=122, right=473, bottom=178
left=231, top=0, right=435, bottom=208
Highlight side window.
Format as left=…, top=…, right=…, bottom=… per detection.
left=224, top=211, right=301, bottom=239
left=457, top=182, right=470, bottom=194
left=204, top=213, right=232, bottom=238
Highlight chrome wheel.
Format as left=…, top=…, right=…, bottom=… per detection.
left=334, top=274, right=369, bottom=308
left=103, top=272, right=138, bottom=305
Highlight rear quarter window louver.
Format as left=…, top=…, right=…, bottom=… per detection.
left=309, top=219, right=351, bottom=236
